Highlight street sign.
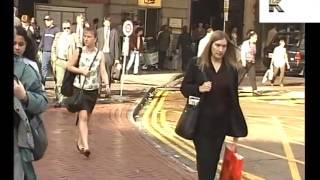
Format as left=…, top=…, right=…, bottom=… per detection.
left=122, top=20, right=133, bottom=37
left=120, top=20, right=133, bottom=97
left=122, top=20, right=133, bottom=57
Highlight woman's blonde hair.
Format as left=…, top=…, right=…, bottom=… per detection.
left=198, top=30, right=238, bottom=71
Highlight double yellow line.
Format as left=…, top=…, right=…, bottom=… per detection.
left=142, top=90, right=264, bottom=180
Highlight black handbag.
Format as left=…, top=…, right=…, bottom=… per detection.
left=175, top=103, right=200, bottom=140
left=61, top=47, right=82, bottom=97
left=66, top=50, right=99, bottom=113
left=175, top=70, right=208, bottom=140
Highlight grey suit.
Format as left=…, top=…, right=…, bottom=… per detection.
left=97, top=27, right=120, bottom=63
left=97, top=27, right=120, bottom=86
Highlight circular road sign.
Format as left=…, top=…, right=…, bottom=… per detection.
left=123, top=20, right=133, bottom=37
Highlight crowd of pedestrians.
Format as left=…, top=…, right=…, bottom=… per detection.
left=13, top=5, right=293, bottom=179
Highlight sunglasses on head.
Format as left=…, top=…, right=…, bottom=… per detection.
left=63, top=27, right=71, bottom=30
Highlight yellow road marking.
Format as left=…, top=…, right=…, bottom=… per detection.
left=246, top=113, right=304, bottom=120
left=167, top=111, right=305, bottom=162
left=244, top=116, right=305, bottom=132
left=144, top=90, right=264, bottom=180
left=142, top=90, right=196, bottom=161
left=272, top=116, right=302, bottom=180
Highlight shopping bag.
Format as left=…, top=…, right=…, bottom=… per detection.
left=262, top=68, right=273, bottom=83
left=219, top=145, right=244, bottom=180
left=111, top=62, right=122, bottom=81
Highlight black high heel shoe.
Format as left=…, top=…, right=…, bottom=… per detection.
left=83, top=149, right=91, bottom=158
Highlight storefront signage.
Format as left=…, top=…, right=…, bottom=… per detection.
left=80, top=0, right=110, bottom=3
left=169, top=18, right=182, bottom=28
left=138, top=0, right=162, bottom=8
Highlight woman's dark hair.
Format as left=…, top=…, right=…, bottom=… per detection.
left=15, top=26, right=37, bottom=61
left=135, top=26, right=144, bottom=34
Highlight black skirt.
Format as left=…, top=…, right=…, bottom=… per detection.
left=71, top=87, right=99, bottom=113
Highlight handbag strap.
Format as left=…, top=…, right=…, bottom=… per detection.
left=79, top=49, right=100, bottom=90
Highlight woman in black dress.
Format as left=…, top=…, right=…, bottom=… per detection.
left=180, top=30, right=248, bottom=180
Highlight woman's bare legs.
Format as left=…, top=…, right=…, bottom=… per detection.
left=78, top=110, right=92, bottom=151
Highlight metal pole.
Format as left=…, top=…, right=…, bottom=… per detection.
left=120, top=55, right=126, bottom=96
left=120, top=36, right=129, bottom=97
left=224, top=0, right=229, bottom=32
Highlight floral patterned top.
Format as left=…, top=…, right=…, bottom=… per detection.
left=73, top=47, right=103, bottom=90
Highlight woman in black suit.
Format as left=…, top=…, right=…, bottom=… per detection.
left=180, top=30, right=248, bottom=180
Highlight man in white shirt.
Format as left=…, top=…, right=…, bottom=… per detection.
left=51, top=20, right=76, bottom=107
left=197, top=28, right=213, bottom=57
left=97, top=16, right=120, bottom=88
left=270, top=38, right=290, bottom=87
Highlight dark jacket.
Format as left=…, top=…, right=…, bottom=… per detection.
left=129, top=34, right=144, bottom=52
left=39, top=25, right=60, bottom=52
left=157, top=30, right=170, bottom=51
left=180, top=59, right=248, bottom=137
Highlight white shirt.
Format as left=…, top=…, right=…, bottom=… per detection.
left=56, top=32, right=74, bottom=59
left=271, top=46, right=288, bottom=68
left=197, top=33, right=212, bottom=57
left=102, top=27, right=110, bottom=53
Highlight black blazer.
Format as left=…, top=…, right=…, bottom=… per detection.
left=180, top=59, right=248, bottom=137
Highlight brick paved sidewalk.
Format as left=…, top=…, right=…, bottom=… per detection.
left=34, top=73, right=197, bottom=180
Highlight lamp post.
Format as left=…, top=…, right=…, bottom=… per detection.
left=223, top=0, right=229, bottom=32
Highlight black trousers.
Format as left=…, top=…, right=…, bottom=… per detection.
left=238, top=62, right=258, bottom=91
left=193, top=133, right=225, bottom=180
left=158, top=50, right=167, bottom=70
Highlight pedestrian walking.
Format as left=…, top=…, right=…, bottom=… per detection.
left=75, top=14, right=85, bottom=47
left=157, top=25, right=171, bottom=70
left=14, top=26, right=48, bottom=180
left=14, top=7, right=21, bottom=27
left=51, top=20, right=77, bottom=107
left=66, top=27, right=110, bottom=158
left=126, top=26, right=144, bottom=75
left=38, top=15, right=60, bottom=85
left=97, top=16, right=120, bottom=88
left=230, top=27, right=239, bottom=46
left=180, top=30, right=248, bottom=180
left=270, top=38, right=290, bottom=86
left=30, top=17, right=41, bottom=46
left=238, top=30, right=262, bottom=96
left=176, top=25, right=194, bottom=72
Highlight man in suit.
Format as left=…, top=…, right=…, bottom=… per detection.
left=97, top=16, right=120, bottom=88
